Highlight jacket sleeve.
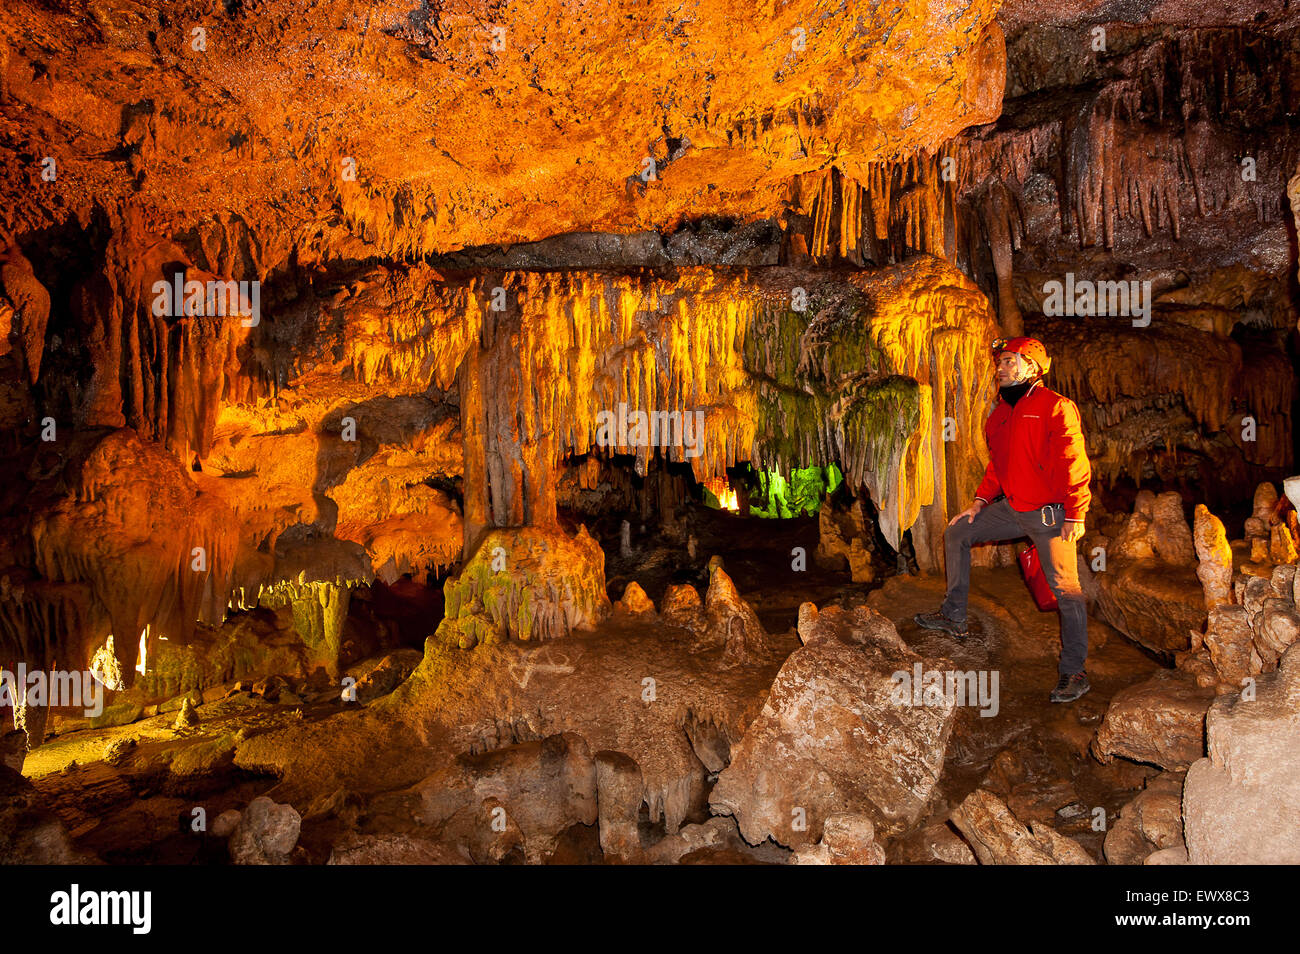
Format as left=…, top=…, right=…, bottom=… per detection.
left=974, top=459, right=1001, bottom=505
left=1050, top=397, right=1091, bottom=521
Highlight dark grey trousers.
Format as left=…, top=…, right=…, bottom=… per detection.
left=939, top=498, right=1088, bottom=675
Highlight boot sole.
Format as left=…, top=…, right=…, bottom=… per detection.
left=1050, top=684, right=1091, bottom=703
left=912, top=616, right=969, bottom=641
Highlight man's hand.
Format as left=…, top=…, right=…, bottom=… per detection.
left=948, top=500, right=984, bottom=526
left=1062, top=519, right=1085, bottom=543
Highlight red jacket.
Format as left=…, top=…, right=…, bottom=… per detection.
left=975, top=380, right=1092, bottom=521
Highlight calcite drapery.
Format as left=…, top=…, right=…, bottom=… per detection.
left=449, top=259, right=997, bottom=572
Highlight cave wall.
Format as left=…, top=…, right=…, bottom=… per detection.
left=1, top=0, right=1299, bottom=715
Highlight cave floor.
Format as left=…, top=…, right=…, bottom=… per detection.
left=22, top=556, right=1165, bottom=864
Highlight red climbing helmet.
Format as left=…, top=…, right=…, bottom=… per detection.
left=991, top=336, right=1051, bottom=375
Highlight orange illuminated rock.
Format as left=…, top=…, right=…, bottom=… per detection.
left=0, top=1, right=1005, bottom=254
left=1194, top=504, right=1233, bottom=612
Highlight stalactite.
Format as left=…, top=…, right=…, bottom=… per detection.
left=1034, top=315, right=1292, bottom=484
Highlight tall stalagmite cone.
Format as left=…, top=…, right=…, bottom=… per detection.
left=1193, top=504, right=1233, bottom=611
left=704, top=567, right=772, bottom=665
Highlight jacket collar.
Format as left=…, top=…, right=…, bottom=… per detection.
left=998, top=378, right=1042, bottom=407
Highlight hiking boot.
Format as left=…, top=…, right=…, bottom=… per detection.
left=912, top=611, right=969, bottom=641
left=1050, top=672, right=1090, bottom=703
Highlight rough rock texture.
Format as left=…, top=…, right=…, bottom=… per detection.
left=411, top=733, right=598, bottom=864
left=229, top=796, right=302, bottom=865
left=698, top=567, right=776, bottom=667
left=890, top=823, right=978, bottom=865
left=1150, top=493, right=1196, bottom=565
left=594, top=750, right=644, bottom=862
left=1255, top=598, right=1300, bottom=669
left=790, top=813, right=886, bottom=865
left=381, top=618, right=788, bottom=839
left=327, top=833, right=468, bottom=865
left=1091, top=560, right=1205, bottom=654
left=661, top=584, right=705, bottom=635
left=1091, top=493, right=1215, bottom=654
left=1183, top=642, right=1300, bottom=864
left=0, top=0, right=1006, bottom=253
left=1103, top=772, right=1186, bottom=865
left=1092, top=669, right=1214, bottom=770
left=1202, top=605, right=1262, bottom=689
left=710, top=602, right=957, bottom=847
left=0, top=762, right=93, bottom=863
left=1194, top=504, right=1234, bottom=611
left=949, top=788, right=1093, bottom=865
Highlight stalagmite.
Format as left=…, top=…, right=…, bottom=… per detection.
left=1194, top=505, right=1233, bottom=612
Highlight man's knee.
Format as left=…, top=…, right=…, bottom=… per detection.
left=1043, top=547, right=1084, bottom=601
left=946, top=513, right=985, bottom=548
left=945, top=522, right=973, bottom=550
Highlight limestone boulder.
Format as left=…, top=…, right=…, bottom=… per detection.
left=1183, top=642, right=1300, bottom=863
left=891, top=823, right=978, bottom=865
left=1203, top=604, right=1262, bottom=687
left=949, top=788, right=1094, bottom=864
left=710, top=603, right=957, bottom=847
left=1255, top=598, right=1300, bottom=669
left=1103, top=772, right=1186, bottom=865
left=1091, top=560, right=1205, bottom=654
left=1235, top=574, right=1273, bottom=619
left=211, top=809, right=242, bottom=839
left=229, top=796, right=302, bottom=865
left=1092, top=669, right=1214, bottom=770
left=1110, top=513, right=1156, bottom=560
left=1270, top=563, right=1297, bottom=599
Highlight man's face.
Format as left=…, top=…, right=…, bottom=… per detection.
left=996, top=350, right=1036, bottom=385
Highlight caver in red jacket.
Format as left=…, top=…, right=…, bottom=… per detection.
left=974, top=380, right=1092, bottom=521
